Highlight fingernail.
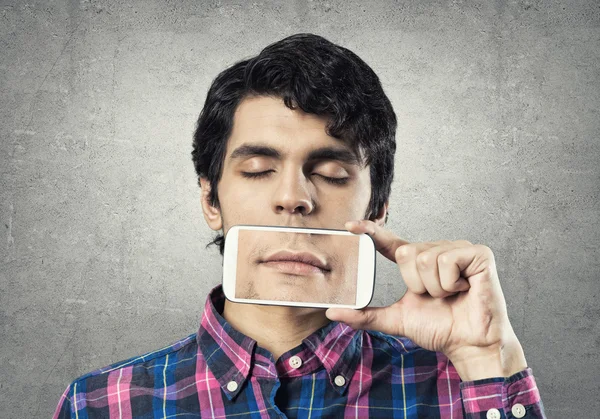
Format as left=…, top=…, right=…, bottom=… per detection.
left=345, top=220, right=360, bottom=228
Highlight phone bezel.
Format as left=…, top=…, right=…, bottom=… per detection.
left=222, top=225, right=376, bottom=309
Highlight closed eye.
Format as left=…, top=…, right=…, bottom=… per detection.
left=241, top=170, right=274, bottom=179
left=241, top=171, right=349, bottom=185
left=313, top=174, right=349, bottom=185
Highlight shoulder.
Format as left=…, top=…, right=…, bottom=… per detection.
left=64, top=332, right=198, bottom=398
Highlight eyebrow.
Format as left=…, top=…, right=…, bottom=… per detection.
left=229, top=144, right=281, bottom=160
left=229, top=143, right=362, bottom=165
left=307, top=147, right=362, bottom=165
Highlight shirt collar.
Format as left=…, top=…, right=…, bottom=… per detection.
left=197, top=285, right=256, bottom=400
left=301, top=320, right=361, bottom=395
left=197, top=285, right=361, bottom=398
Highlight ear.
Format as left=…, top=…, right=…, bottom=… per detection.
left=199, top=177, right=223, bottom=231
left=372, top=201, right=389, bottom=227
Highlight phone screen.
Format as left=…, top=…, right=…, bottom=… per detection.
left=233, top=229, right=361, bottom=305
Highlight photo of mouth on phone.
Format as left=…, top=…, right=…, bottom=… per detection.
left=222, top=225, right=376, bottom=309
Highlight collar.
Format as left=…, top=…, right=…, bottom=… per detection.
left=300, top=320, right=361, bottom=395
left=197, top=285, right=256, bottom=400
left=196, top=285, right=361, bottom=399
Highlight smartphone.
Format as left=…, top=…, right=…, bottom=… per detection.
left=222, top=225, right=376, bottom=309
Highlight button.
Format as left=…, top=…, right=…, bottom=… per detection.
left=289, top=355, right=302, bottom=369
left=226, top=381, right=238, bottom=392
left=486, top=408, right=501, bottom=419
left=334, top=375, right=346, bottom=387
left=512, top=403, right=526, bottom=418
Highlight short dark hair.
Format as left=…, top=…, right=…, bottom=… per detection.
left=191, top=33, right=397, bottom=254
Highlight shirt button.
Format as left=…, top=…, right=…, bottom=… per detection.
left=512, top=403, right=526, bottom=418
left=334, top=375, right=346, bottom=387
left=226, top=381, right=238, bottom=392
left=289, top=355, right=303, bottom=369
left=486, top=408, right=501, bottom=419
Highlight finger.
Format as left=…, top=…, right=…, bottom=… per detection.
left=395, top=241, right=447, bottom=294
left=438, top=243, right=474, bottom=294
left=325, top=306, right=404, bottom=336
left=417, top=241, right=473, bottom=297
left=395, top=244, right=427, bottom=294
left=440, top=244, right=499, bottom=292
left=345, top=220, right=410, bottom=262
left=415, top=241, right=455, bottom=298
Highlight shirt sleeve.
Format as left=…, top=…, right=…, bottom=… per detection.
left=52, top=384, right=73, bottom=419
left=459, top=367, right=546, bottom=418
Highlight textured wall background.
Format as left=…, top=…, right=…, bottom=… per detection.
left=1, top=0, right=598, bottom=417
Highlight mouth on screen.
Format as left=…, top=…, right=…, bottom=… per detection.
left=261, top=260, right=327, bottom=276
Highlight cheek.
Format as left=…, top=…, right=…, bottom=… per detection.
left=217, top=180, right=272, bottom=225
left=353, top=173, right=373, bottom=215
left=320, top=182, right=371, bottom=219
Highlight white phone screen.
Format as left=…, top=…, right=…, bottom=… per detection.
left=223, top=225, right=376, bottom=308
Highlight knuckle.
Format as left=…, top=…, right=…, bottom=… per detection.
left=456, top=239, right=473, bottom=246
left=416, top=252, right=434, bottom=269
left=438, top=253, right=452, bottom=265
left=395, top=244, right=413, bottom=261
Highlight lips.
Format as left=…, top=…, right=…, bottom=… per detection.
left=260, top=250, right=330, bottom=275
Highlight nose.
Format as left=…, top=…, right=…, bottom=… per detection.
left=272, top=170, right=314, bottom=216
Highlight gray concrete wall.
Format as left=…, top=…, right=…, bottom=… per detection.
left=1, top=0, right=598, bottom=417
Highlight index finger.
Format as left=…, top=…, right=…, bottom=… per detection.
left=345, top=220, right=410, bottom=262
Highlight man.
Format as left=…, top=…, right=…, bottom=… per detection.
left=53, top=33, right=546, bottom=418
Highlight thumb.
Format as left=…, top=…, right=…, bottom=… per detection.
left=325, top=306, right=404, bottom=336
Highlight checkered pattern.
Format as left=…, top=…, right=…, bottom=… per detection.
left=53, top=285, right=546, bottom=418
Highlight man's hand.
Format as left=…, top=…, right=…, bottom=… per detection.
left=325, top=220, right=528, bottom=381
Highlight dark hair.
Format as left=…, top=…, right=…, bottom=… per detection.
left=191, top=33, right=397, bottom=254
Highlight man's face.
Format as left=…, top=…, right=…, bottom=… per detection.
left=204, top=95, right=374, bottom=304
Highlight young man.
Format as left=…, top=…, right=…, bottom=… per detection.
left=53, top=33, right=546, bottom=418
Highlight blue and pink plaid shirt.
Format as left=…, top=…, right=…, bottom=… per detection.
left=53, top=285, right=545, bottom=418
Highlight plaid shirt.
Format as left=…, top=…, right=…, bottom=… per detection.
left=54, top=285, right=546, bottom=418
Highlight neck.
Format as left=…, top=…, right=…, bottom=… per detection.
left=222, top=299, right=330, bottom=360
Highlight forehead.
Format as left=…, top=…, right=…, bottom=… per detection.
left=227, top=95, right=347, bottom=153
